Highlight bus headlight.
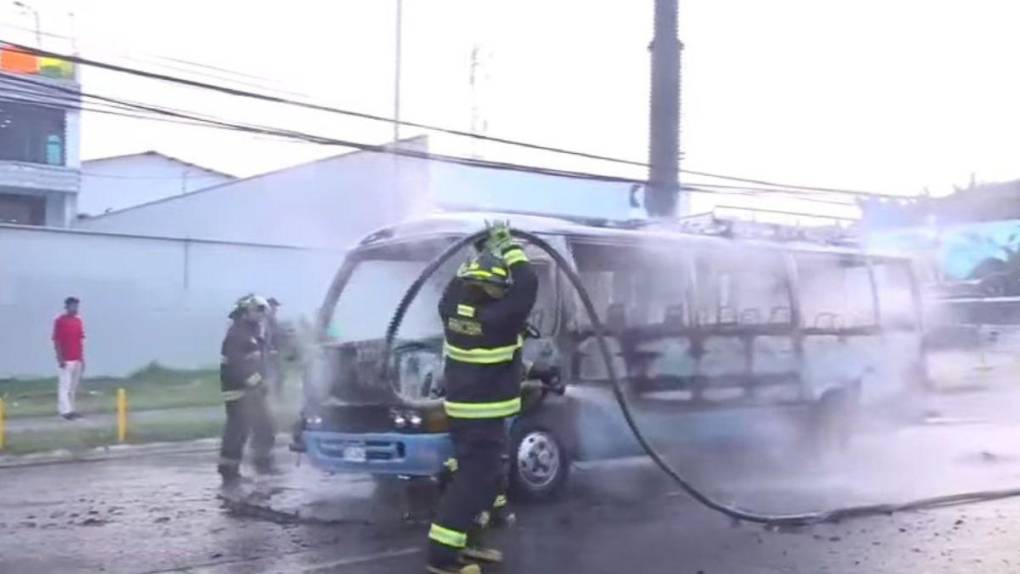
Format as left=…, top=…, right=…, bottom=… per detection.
left=390, top=408, right=422, bottom=430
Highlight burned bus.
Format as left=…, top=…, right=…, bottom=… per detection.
left=292, top=212, right=926, bottom=500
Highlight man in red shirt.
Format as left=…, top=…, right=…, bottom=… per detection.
left=52, top=296, right=85, bottom=420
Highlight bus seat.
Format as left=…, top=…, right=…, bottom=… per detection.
left=664, top=304, right=686, bottom=328
left=718, top=306, right=737, bottom=325
left=814, top=312, right=837, bottom=329
left=770, top=306, right=791, bottom=324
left=740, top=308, right=762, bottom=324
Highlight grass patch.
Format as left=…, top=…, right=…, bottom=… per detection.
left=0, top=363, right=222, bottom=419
left=1, top=417, right=226, bottom=456
left=0, top=363, right=306, bottom=455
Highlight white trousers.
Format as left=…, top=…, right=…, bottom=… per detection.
left=58, top=360, right=83, bottom=415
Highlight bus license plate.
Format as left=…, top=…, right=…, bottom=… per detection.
left=343, top=446, right=367, bottom=462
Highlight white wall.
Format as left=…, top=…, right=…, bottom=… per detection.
left=76, top=149, right=431, bottom=249
left=0, top=224, right=342, bottom=378
left=78, top=154, right=234, bottom=216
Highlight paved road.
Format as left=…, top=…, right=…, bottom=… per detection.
left=3, top=391, right=1020, bottom=573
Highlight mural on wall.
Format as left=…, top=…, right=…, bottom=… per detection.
left=869, top=219, right=1020, bottom=298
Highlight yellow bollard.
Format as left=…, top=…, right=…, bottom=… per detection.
left=116, top=388, right=127, bottom=443
left=0, top=397, right=5, bottom=451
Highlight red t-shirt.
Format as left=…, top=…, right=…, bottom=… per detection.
left=53, top=314, right=85, bottom=361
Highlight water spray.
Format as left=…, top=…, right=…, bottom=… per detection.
left=383, top=227, right=1020, bottom=527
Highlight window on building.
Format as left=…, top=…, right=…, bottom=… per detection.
left=0, top=101, right=65, bottom=165
left=0, top=192, right=45, bottom=225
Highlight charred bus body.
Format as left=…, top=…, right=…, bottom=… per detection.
left=293, top=213, right=927, bottom=500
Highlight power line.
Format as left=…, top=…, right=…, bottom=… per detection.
left=0, top=39, right=906, bottom=200
left=0, top=71, right=646, bottom=186
left=680, top=169, right=891, bottom=199
left=682, top=183, right=858, bottom=206
left=0, top=71, right=876, bottom=210
left=0, top=39, right=653, bottom=169
left=0, top=21, right=303, bottom=97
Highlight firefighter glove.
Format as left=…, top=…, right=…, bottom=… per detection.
left=485, top=220, right=515, bottom=254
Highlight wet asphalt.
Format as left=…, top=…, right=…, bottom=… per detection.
left=3, top=390, right=1020, bottom=573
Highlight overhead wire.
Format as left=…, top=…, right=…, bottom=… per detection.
left=0, top=71, right=873, bottom=211
left=0, top=38, right=905, bottom=200
left=0, top=72, right=647, bottom=186
left=0, top=21, right=305, bottom=97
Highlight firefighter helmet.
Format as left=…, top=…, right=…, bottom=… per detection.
left=235, top=293, right=271, bottom=312
left=456, top=249, right=512, bottom=289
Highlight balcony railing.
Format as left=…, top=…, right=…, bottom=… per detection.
left=0, top=160, right=79, bottom=193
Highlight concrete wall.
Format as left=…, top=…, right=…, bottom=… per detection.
left=0, top=224, right=343, bottom=378
left=78, top=154, right=235, bottom=216
left=76, top=149, right=430, bottom=249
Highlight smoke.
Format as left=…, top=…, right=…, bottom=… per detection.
left=556, top=233, right=984, bottom=510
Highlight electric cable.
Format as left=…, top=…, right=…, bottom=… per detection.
left=381, top=227, right=1020, bottom=527
left=0, top=72, right=872, bottom=209
left=0, top=38, right=908, bottom=199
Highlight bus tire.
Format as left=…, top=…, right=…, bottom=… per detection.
left=509, top=420, right=570, bottom=502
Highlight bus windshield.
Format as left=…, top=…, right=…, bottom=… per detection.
left=327, top=245, right=460, bottom=343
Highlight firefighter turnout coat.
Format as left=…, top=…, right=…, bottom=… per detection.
left=438, top=246, right=538, bottom=420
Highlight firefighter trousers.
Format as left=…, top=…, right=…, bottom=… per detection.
left=427, top=417, right=507, bottom=566
left=218, top=386, right=275, bottom=478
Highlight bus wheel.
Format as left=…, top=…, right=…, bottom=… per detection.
left=509, top=422, right=570, bottom=502
left=811, top=388, right=858, bottom=456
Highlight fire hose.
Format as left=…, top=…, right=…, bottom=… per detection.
left=383, top=227, right=1020, bottom=527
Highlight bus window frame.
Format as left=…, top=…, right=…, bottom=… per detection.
left=793, top=252, right=882, bottom=335
left=689, top=245, right=796, bottom=331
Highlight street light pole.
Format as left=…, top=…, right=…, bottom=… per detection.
left=393, top=0, right=403, bottom=144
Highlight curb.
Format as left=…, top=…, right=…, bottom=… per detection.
left=0, top=437, right=223, bottom=468
left=0, top=432, right=295, bottom=468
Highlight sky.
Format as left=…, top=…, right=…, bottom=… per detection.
left=2, top=0, right=1019, bottom=217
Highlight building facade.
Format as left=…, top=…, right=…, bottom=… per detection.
left=0, top=44, right=80, bottom=227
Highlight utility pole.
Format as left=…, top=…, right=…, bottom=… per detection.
left=646, top=0, right=684, bottom=218
left=393, top=0, right=403, bottom=143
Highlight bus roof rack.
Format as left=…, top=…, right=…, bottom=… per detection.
left=639, top=206, right=860, bottom=246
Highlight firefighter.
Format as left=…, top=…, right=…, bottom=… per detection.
left=218, top=294, right=278, bottom=489
left=426, top=223, right=538, bottom=574
left=439, top=358, right=563, bottom=529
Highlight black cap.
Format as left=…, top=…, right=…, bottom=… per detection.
left=64, top=296, right=80, bottom=305
left=268, top=297, right=281, bottom=307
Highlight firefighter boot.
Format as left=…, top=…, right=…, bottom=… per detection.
left=461, top=511, right=503, bottom=564
left=489, top=495, right=516, bottom=528
left=254, top=457, right=282, bottom=476
left=218, top=464, right=244, bottom=491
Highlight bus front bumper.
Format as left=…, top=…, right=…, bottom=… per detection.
left=301, top=430, right=454, bottom=477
